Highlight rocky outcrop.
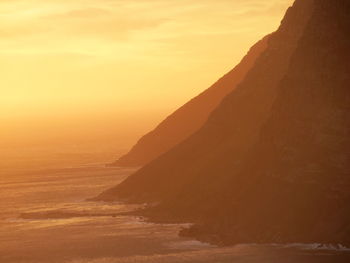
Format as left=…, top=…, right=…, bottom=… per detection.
left=99, top=0, right=350, bottom=245
left=111, top=36, right=269, bottom=167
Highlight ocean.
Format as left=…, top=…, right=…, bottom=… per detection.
left=0, top=148, right=349, bottom=263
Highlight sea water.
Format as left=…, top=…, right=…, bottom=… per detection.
left=0, top=149, right=349, bottom=263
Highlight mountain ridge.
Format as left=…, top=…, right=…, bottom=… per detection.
left=101, top=0, right=314, bottom=202
left=99, top=0, right=350, bottom=245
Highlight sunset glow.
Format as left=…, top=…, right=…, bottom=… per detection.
left=1, top=0, right=293, bottom=154
left=2, top=1, right=349, bottom=262
left=1, top=0, right=293, bottom=116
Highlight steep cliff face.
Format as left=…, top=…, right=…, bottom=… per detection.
left=111, top=36, right=269, bottom=167
left=182, top=0, right=350, bottom=245
left=98, top=0, right=350, bottom=245
left=100, top=0, right=314, bottom=202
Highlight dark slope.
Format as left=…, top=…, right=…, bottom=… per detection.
left=182, top=0, right=350, bottom=245
left=111, top=36, right=268, bottom=167
left=100, top=0, right=314, bottom=201
left=98, top=0, right=350, bottom=245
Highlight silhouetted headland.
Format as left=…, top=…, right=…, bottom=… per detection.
left=98, top=0, right=350, bottom=246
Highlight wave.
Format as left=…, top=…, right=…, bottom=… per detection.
left=19, top=210, right=122, bottom=220
left=270, top=243, right=350, bottom=251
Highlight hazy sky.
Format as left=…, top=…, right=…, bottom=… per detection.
left=0, top=0, right=294, bottom=150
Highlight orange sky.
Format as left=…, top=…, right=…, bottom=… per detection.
left=0, top=0, right=294, bottom=151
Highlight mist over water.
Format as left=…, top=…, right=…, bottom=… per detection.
left=0, top=148, right=349, bottom=263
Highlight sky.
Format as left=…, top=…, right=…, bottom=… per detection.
left=0, top=0, right=294, bottom=153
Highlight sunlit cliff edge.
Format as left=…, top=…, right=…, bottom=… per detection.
left=111, top=35, right=269, bottom=167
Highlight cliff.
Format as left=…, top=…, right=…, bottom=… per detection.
left=99, top=0, right=350, bottom=245
left=102, top=0, right=313, bottom=201
left=182, top=0, right=350, bottom=245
